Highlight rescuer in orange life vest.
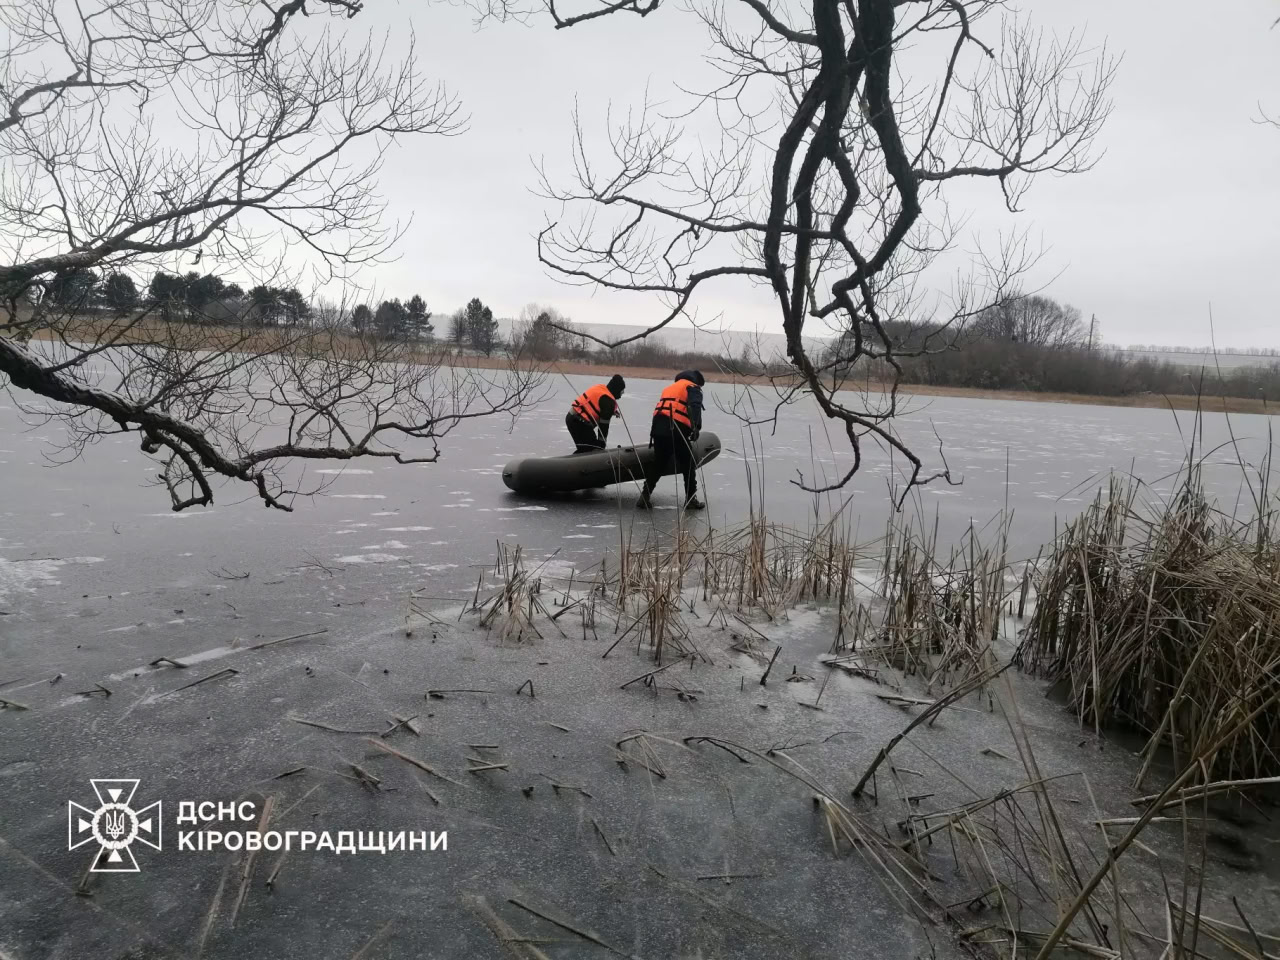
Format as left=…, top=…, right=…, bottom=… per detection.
left=566, top=374, right=626, bottom=452
left=637, top=369, right=705, bottom=511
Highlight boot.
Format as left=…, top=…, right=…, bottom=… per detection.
left=683, top=496, right=705, bottom=511
left=636, top=490, right=653, bottom=510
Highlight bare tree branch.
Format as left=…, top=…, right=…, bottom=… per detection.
left=487, top=0, right=1114, bottom=498
left=1, top=0, right=541, bottom=510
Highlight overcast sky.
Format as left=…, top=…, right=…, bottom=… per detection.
left=352, top=0, right=1280, bottom=349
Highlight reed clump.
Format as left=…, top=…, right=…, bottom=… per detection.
left=830, top=517, right=1010, bottom=693
left=1015, top=459, right=1280, bottom=786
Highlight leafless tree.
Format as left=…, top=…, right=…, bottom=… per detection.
left=511, top=303, right=568, bottom=360
left=448, top=309, right=469, bottom=346
left=478, top=0, right=1115, bottom=499
left=970, top=293, right=1085, bottom=347
left=0, top=0, right=543, bottom=510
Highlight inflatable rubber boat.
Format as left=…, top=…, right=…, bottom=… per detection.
left=503, top=432, right=721, bottom=494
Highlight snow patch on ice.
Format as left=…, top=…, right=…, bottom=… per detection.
left=362, top=540, right=409, bottom=550
left=316, top=468, right=374, bottom=475
left=335, top=553, right=403, bottom=564
left=493, top=506, right=548, bottom=512
left=563, top=534, right=594, bottom=539
left=0, top=559, right=61, bottom=599
left=331, top=494, right=387, bottom=500
left=0, top=556, right=101, bottom=601
left=382, top=526, right=433, bottom=532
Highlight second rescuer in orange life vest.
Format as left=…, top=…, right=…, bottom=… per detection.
left=637, top=370, right=705, bottom=511
left=566, top=374, right=626, bottom=452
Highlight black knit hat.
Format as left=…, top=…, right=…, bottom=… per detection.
left=607, top=374, right=626, bottom=395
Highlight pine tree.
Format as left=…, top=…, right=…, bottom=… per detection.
left=374, top=299, right=408, bottom=339
left=465, top=298, right=499, bottom=355
left=47, top=268, right=99, bottom=308
left=148, top=271, right=187, bottom=320
left=406, top=294, right=433, bottom=340
left=352, top=304, right=373, bottom=333
left=185, top=273, right=226, bottom=320
left=101, top=272, right=139, bottom=315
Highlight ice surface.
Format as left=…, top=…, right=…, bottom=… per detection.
left=4, top=374, right=1278, bottom=688
left=0, top=556, right=102, bottom=601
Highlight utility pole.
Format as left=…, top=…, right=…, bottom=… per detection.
left=1088, top=314, right=1097, bottom=351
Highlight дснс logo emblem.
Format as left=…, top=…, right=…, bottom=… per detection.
left=68, top=779, right=162, bottom=872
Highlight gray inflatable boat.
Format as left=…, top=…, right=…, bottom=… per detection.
left=502, top=432, right=721, bottom=494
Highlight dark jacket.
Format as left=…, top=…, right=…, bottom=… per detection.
left=664, top=370, right=704, bottom=432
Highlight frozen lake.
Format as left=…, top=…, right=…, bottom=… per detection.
left=1, top=372, right=1275, bottom=681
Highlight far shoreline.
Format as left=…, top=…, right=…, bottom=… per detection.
left=25, top=318, right=1273, bottom=417
left=450, top=354, right=1277, bottom=417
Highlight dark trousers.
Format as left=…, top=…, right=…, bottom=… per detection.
left=642, top=417, right=697, bottom=498
left=566, top=413, right=604, bottom=451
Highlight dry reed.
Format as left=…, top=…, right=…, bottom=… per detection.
left=1015, top=450, right=1280, bottom=787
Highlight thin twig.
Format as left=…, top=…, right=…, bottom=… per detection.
left=365, top=738, right=465, bottom=787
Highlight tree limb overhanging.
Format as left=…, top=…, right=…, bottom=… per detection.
left=1, top=0, right=543, bottom=509
left=486, top=0, right=1116, bottom=501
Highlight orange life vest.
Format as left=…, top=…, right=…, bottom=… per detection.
left=570, top=383, right=616, bottom=424
left=653, top=380, right=694, bottom=428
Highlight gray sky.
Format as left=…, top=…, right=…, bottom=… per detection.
left=355, top=0, right=1280, bottom=349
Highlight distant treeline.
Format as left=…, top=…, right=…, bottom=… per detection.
left=1124, top=344, right=1280, bottom=357
left=30, top=268, right=738, bottom=370
left=31, top=271, right=1280, bottom=400
left=507, top=306, right=745, bottom=374
left=825, top=296, right=1280, bottom=401
left=30, top=267, right=503, bottom=352
left=38, top=266, right=316, bottom=327
left=892, top=340, right=1280, bottom=400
